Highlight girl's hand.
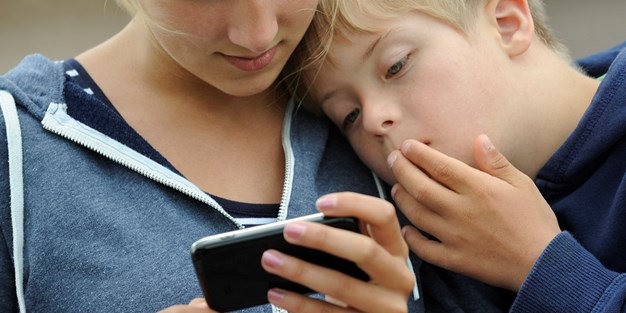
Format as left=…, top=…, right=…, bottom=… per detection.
left=261, top=192, right=414, bottom=313
left=389, top=135, right=561, bottom=291
left=157, top=298, right=217, bottom=313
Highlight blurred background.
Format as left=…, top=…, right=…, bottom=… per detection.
left=1, top=0, right=625, bottom=73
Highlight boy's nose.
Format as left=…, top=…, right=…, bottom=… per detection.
left=362, top=103, right=400, bottom=138
left=227, top=1, right=278, bottom=53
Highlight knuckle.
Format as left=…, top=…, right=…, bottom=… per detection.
left=490, top=151, right=509, bottom=169
left=432, top=159, right=455, bottom=181
left=309, top=223, right=330, bottom=247
left=444, top=250, right=463, bottom=271
left=324, top=276, right=353, bottom=301
left=519, top=174, right=536, bottom=188
left=290, top=298, right=308, bottom=313
left=401, top=267, right=417, bottom=293
left=319, top=304, right=335, bottom=313
left=472, top=181, right=495, bottom=198
left=388, top=300, right=409, bottom=313
left=379, top=202, right=397, bottom=223
left=413, top=185, right=435, bottom=204
left=411, top=207, right=426, bottom=225
left=354, top=239, right=379, bottom=263
left=286, top=257, right=308, bottom=281
left=471, top=184, right=501, bottom=209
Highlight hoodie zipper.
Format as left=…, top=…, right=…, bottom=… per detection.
left=276, top=99, right=296, bottom=222
left=41, top=101, right=242, bottom=227
left=41, top=100, right=296, bottom=228
left=40, top=101, right=293, bottom=230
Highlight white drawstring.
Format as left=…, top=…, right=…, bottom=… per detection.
left=372, top=172, right=420, bottom=300
left=0, top=90, right=26, bottom=312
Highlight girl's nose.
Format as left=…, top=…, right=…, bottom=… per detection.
left=227, top=1, right=278, bottom=53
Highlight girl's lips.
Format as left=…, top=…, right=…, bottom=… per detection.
left=223, top=47, right=277, bottom=72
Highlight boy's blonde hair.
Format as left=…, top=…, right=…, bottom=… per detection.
left=285, top=0, right=568, bottom=113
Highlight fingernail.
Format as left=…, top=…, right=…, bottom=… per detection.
left=316, top=195, right=337, bottom=210
left=284, top=223, right=306, bottom=239
left=481, top=134, right=494, bottom=152
left=268, top=289, right=285, bottom=302
left=262, top=251, right=283, bottom=268
left=401, top=141, right=412, bottom=155
left=390, top=184, right=399, bottom=198
left=387, top=152, right=398, bottom=167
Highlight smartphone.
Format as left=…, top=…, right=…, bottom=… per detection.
left=190, top=213, right=369, bottom=312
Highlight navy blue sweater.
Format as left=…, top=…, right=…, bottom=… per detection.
left=511, top=42, right=626, bottom=312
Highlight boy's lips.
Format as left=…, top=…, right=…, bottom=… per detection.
left=222, top=47, right=278, bottom=72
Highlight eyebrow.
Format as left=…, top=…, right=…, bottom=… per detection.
left=319, top=89, right=340, bottom=106
left=363, top=28, right=397, bottom=61
left=364, top=36, right=383, bottom=61
left=320, top=29, right=400, bottom=105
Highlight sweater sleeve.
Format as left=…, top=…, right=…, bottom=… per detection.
left=510, top=232, right=626, bottom=312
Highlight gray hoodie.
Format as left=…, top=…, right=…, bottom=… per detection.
left=0, top=54, right=427, bottom=312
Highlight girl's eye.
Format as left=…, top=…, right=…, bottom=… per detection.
left=343, top=107, right=361, bottom=129
left=385, top=55, right=409, bottom=79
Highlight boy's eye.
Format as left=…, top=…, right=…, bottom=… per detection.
left=385, top=55, right=409, bottom=79
left=343, top=107, right=361, bottom=129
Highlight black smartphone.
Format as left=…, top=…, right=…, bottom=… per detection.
left=190, top=213, right=369, bottom=312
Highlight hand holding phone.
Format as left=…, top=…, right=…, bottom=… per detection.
left=259, top=193, right=416, bottom=312
left=191, top=213, right=368, bottom=312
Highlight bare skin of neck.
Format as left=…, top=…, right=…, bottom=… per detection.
left=504, top=43, right=601, bottom=179
left=76, top=21, right=287, bottom=204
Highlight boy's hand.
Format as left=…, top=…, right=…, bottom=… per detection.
left=388, top=135, right=561, bottom=291
left=261, top=192, right=414, bottom=313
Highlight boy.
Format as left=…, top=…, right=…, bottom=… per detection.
left=288, top=0, right=626, bottom=312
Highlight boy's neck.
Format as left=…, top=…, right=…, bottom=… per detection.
left=511, top=46, right=601, bottom=179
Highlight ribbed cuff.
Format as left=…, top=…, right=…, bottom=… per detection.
left=510, top=232, right=619, bottom=313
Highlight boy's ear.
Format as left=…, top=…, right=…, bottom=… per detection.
left=486, top=0, right=534, bottom=57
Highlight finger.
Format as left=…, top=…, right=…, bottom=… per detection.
left=267, top=288, right=353, bottom=313
left=392, top=183, right=447, bottom=238
left=402, top=226, right=454, bottom=272
left=388, top=149, right=456, bottom=213
left=316, top=192, right=406, bottom=257
left=281, top=221, right=412, bottom=291
left=157, top=303, right=216, bottom=313
left=262, top=250, right=409, bottom=313
left=188, top=298, right=206, bottom=307
left=472, top=134, right=528, bottom=187
left=395, top=139, right=476, bottom=193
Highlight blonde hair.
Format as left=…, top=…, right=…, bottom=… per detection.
left=114, top=0, right=141, bottom=16
left=282, top=0, right=340, bottom=113
left=285, top=0, right=568, bottom=113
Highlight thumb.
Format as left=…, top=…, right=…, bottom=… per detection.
left=188, top=298, right=209, bottom=308
left=473, top=134, right=522, bottom=185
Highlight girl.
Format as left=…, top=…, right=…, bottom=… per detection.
left=0, top=1, right=416, bottom=312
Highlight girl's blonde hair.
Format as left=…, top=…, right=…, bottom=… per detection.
left=114, top=0, right=141, bottom=16
left=285, top=0, right=568, bottom=113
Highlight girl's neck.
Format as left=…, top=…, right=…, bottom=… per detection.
left=76, top=19, right=289, bottom=203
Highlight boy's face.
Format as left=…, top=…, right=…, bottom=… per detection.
left=312, top=8, right=520, bottom=184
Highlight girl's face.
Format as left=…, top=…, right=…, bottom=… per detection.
left=139, top=0, right=318, bottom=97
left=312, top=8, right=521, bottom=184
